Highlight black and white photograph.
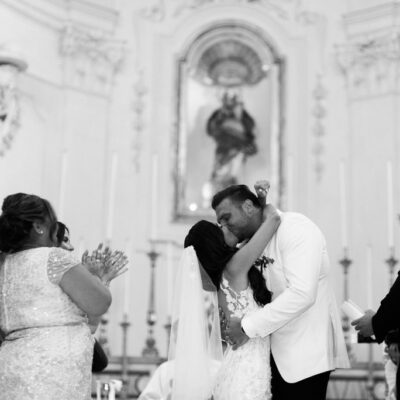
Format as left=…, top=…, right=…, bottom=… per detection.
left=0, top=1, right=399, bottom=399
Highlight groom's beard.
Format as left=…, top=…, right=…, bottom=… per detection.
left=236, top=220, right=262, bottom=242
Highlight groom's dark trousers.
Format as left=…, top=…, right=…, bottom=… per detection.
left=271, top=356, right=331, bottom=400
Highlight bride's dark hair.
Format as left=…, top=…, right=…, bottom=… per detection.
left=184, top=220, right=271, bottom=306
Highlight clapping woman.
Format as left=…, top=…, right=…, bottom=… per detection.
left=0, top=193, right=124, bottom=400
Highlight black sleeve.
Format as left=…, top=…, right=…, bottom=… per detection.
left=92, top=339, right=109, bottom=372
left=372, top=272, right=400, bottom=343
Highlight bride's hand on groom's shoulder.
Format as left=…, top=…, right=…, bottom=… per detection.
left=254, top=180, right=270, bottom=207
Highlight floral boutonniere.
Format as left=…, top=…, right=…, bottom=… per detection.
left=253, top=255, right=274, bottom=272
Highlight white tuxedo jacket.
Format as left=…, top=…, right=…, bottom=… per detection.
left=242, top=212, right=350, bottom=383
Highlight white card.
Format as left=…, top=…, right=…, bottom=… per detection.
left=341, top=299, right=364, bottom=321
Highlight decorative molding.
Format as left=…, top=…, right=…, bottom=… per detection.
left=311, top=73, right=327, bottom=181
left=139, top=0, right=322, bottom=27
left=0, top=0, right=119, bottom=32
left=0, top=46, right=28, bottom=157
left=139, top=0, right=166, bottom=22
left=173, top=0, right=288, bottom=20
left=59, top=25, right=126, bottom=95
left=335, top=31, right=400, bottom=98
left=131, top=70, right=147, bottom=172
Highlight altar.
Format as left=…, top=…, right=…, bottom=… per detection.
left=91, top=358, right=387, bottom=400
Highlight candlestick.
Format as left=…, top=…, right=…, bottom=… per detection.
left=385, top=247, right=398, bottom=287
left=164, top=315, right=172, bottom=355
left=287, top=154, right=293, bottom=210
left=142, top=245, right=160, bottom=358
left=58, top=151, right=68, bottom=220
left=166, top=242, right=173, bottom=317
left=339, top=248, right=355, bottom=364
left=386, top=161, right=394, bottom=248
left=96, top=380, right=101, bottom=400
left=365, top=343, right=375, bottom=400
left=339, top=161, right=348, bottom=249
left=77, top=238, right=85, bottom=259
left=150, top=155, right=158, bottom=241
left=119, top=313, right=131, bottom=400
left=123, top=238, right=132, bottom=316
left=106, top=153, right=118, bottom=242
left=366, top=245, right=373, bottom=309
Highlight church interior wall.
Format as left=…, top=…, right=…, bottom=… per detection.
left=0, top=0, right=399, bottom=367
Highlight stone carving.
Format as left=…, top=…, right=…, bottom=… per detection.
left=131, top=70, right=147, bottom=172
left=0, top=45, right=27, bottom=157
left=139, top=0, right=322, bottom=26
left=140, top=0, right=166, bottom=21
left=59, top=25, right=125, bottom=94
left=311, top=74, right=327, bottom=181
left=336, top=32, right=400, bottom=97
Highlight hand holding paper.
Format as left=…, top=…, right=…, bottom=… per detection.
left=341, top=300, right=363, bottom=321
left=342, top=300, right=376, bottom=339
left=350, top=307, right=376, bottom=338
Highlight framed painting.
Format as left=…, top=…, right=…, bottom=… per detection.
left=173, top=23, right=286, bottom=221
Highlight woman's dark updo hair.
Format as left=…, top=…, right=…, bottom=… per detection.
left=184, top=220, right=271, bottom=306
left=0, top=193, right=58, bottom=253
left=56, top=221, right=69, bottom=247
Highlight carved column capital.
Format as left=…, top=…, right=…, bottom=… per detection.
left=336, top=32, right=400, bottom=98
left=0, top=45, right=27, bottom=157
left=59, top=25, right=126, bottom=95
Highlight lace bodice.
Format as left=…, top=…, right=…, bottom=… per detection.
left=214, top=275, right=271, bottom=400
left=220, top=275, right=259, bottom=319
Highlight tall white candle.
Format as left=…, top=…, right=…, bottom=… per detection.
left=150, top=154, right=159, bottom=241
left=166, top=242, right=173, bottom=316
left=77, top=238, right=85, bottom=259
left=339, top=161, right=348, bottom=249
left=96, top=380, right=101, bottom=400
left=366, top=244, right=373, bottom=308
left=58, top=151, right=68, bottom=220
left=106, top=153, right=118, bottom=242
left=287, top=154, right=293, bottom=210
left=386, top=161, right=394, bottom=248
left=123, top=238, right=132, bottom=316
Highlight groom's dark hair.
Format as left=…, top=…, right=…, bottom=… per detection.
left=211, top=184, right=262, bottom=209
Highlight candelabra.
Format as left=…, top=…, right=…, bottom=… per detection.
left=365, top=343, right=375, bottom=400
left=164, top=316, right=172, bottom=355
left=119, top=313, right=131, bottom=400
left=142, top=245, right=160, bottom=357
left=385, top=247, right=398, bottom=287
left=339, top=248, right=356, bottom=363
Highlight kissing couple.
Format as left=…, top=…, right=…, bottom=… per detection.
left=140, top=181, right=349, bottom=400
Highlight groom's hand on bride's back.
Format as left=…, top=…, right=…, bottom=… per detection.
left=227, top=317, right=249, bottom=350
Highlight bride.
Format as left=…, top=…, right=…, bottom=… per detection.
left=140, top=181, right=279, bottom=400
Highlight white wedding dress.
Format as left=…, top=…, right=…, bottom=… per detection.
left=213, top=275, right=272, bottom=400
left=139, top=247, right=271, bottom=400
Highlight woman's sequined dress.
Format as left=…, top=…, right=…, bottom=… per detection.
left=0, top=247, right=94, bottom=400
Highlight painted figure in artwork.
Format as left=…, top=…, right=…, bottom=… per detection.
left=206, top=92, right=257, bottom=193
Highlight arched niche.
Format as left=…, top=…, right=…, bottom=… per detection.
left=173, top=21, right=285, bottom=221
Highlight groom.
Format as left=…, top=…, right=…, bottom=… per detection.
left=212, top=185, right=349, bottom=400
